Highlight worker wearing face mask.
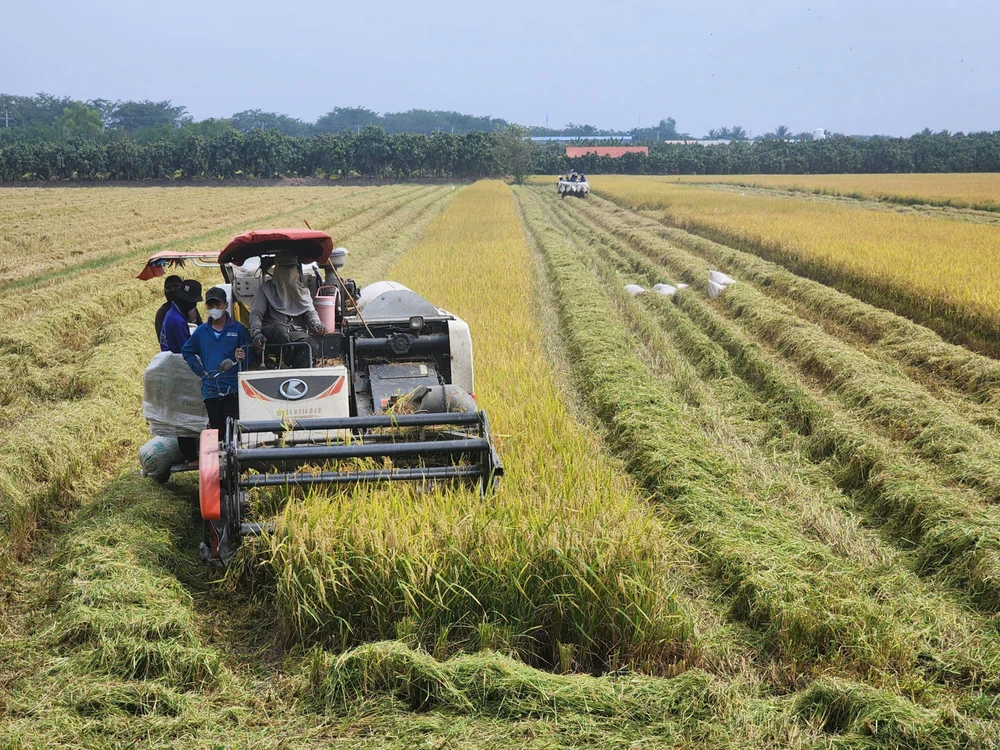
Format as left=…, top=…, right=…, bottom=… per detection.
left=181, top=286, right=251, bottom=432
left=249, top=250, right=328, bottom=368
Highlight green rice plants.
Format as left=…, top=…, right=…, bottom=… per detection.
left=253, top=181, right=705, bottom=675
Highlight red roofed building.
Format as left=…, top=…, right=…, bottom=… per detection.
left=565, top=146, right=649, bottom=158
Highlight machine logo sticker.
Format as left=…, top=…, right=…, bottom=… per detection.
left=279, top=378, right=309, bottom=400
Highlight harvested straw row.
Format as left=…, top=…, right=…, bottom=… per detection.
left=676, top=173, right=1000, bottom=213
left=570, top=194, right=1000, bottom=503
left=620, top=202, right=1000, bottom=410
left=547, top=188, right=1000, bottom=609
left=590, top=177, right=1000, bottom=356
left=520, top=186, right=1000, bottom=690
left=544, top=193, right=730, bottom=383
left=0, top=186, right=451, bottom=433
left=0, top=185, right=456, bottom=576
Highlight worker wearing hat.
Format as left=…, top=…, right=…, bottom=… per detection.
left=159, top=279, right=202, bottom=354
left=249, top=250, right=328, bottom=368
left=154, top=275, right=203, bottom=342
left=181, top=286, right=251, bottom=432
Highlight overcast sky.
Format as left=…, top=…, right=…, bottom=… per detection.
left=8, top=0, right=999, bottom=136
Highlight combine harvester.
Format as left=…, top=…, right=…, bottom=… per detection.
left=557, top=170, right=590, bottom=198
left=138, top=229, right=503, bottom=565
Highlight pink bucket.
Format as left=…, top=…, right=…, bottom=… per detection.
left=314, top=286, right=340, bottom=331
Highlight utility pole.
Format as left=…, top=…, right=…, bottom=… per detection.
left=2, top=107, right=8, bottom=127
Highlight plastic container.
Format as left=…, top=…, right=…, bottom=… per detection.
left=314, top=285, right=340, bottom=331
left=330, top=247, right=349, bottom=269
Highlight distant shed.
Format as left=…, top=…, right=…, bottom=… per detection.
left=565, top=146, right=649, bottom=158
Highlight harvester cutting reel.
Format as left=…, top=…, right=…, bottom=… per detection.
left=198, top=411, right=503, bottom=566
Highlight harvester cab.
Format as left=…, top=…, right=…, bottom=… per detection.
left=139, top=229, right=503, bottom=566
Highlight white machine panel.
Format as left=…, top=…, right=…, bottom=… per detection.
left=447, top=317, right=474, bottom=395
left=238, top=365, right=350, bottom=444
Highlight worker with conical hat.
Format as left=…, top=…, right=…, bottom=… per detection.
left=249, top=250, right=328, bottom=368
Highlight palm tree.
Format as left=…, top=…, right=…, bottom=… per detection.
left=774, top=125, right=791, bottom=139
left=730, top=125, right=748, bottom=140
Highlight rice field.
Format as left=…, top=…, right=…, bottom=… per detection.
left=675, top=172, right=1000, bottom=212
left=590, top=174, right=1000, bottom=355
left=3, top=178, right=1000, bottom=747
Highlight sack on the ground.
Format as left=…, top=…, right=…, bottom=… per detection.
left=709, top=270, right=736, bottom=286
left=139, top=435, right=183, bottom=483
left=707, top=279, right=727, bottom=299
left=624, top=284, right=646, bottom=297
left=142, top=352, right=208, bottom=437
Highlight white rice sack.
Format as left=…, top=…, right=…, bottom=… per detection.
left=624, top=284, right=646, bottom=297
left=676, top=283, right=689, bottom=290
left=142, top=352, right=209, bottom=437
left=652, top=283, right=677, bottom=296
left=707, top=279, right=727, bottom=299
left=709, top=270, right=736, bottom=286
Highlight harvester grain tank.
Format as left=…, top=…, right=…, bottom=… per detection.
left=138, top=229, right=503, bottom=565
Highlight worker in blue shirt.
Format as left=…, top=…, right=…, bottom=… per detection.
left=160, top=280, right=203, bottom=353
left=181, top=286, right=251, bottom=432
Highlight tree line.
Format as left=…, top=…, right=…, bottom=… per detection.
left=2, top=93, right=999, bottom=181
left=3, top=126, right=1000, bottom=182
left=0, top=94, right=517, bottom=140
left=0, top=93, right=674, bottom=140
left=0, top=126, right=503, bottom=181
